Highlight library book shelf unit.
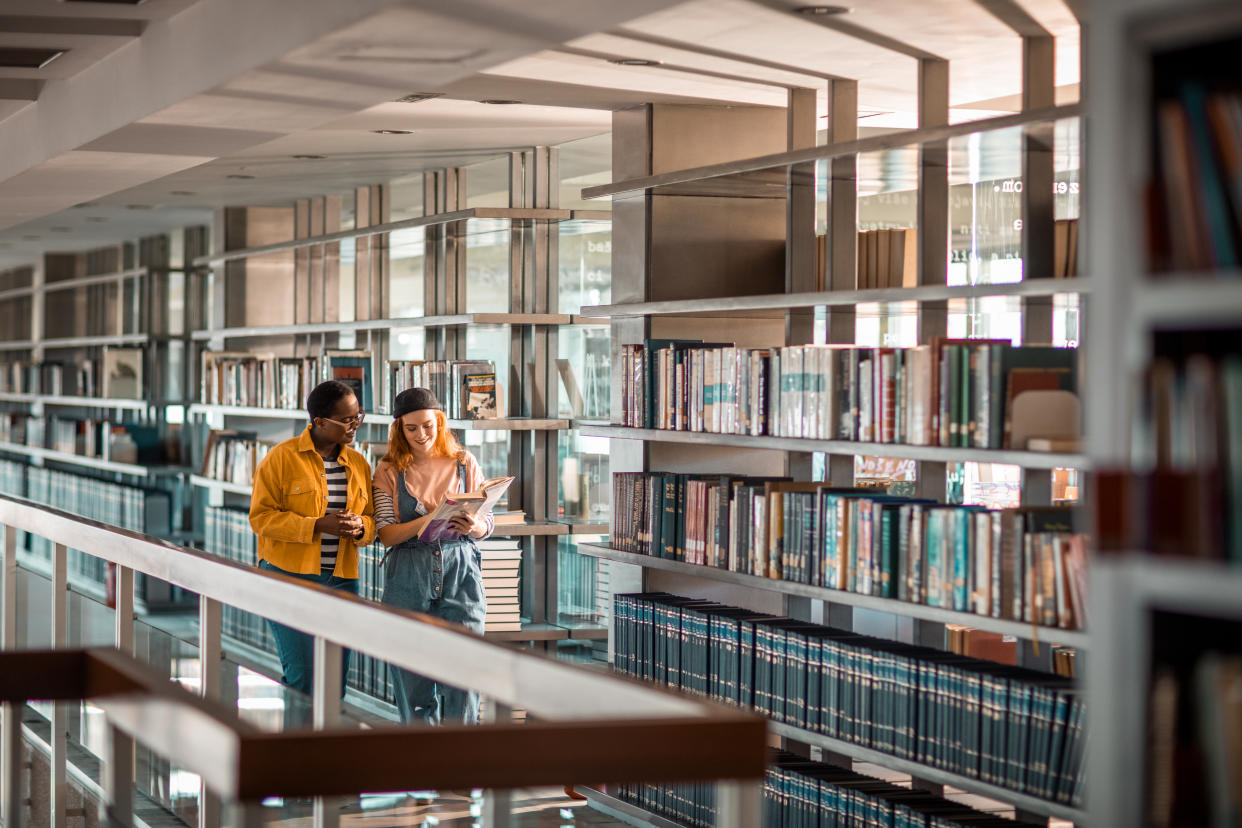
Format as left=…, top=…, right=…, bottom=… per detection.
left=579, top=60, right=1088, bottom=827
left=0, top=240, right=196, bottom=610
left=184, top=160, right=614, bottom=704
left=1085, top=2, right=1242, bottom=827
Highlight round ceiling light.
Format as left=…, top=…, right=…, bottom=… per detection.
left=795, top=5, right=852, bottom=14
left=170, top=190, right=196, bottom=196
left=225, top=174, right=255, bottom=180
left=372, top=129, right=413, bottom=135
left=479, top=99, right=522, bottom=105
left=292, top=154, right=326, bottom=160
left=608, top=58, right=662, bottom=67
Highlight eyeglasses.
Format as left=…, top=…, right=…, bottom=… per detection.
left=320, top=413, right=365, bottom=429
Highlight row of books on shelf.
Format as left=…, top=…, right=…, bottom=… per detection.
left=201, top=350, right=500, bottom=420
left=0, top=348, right=145, bottom=398
left=618, top=339, right=1078, bottom=450
left=1126, top=350, right=1242, bottom=563
left=199, top=430, right=388, bottom=486
left=1, top=460, right=171, bottom=588
left=615, top=592, right=1084, bottom=806
left=1150, top=83, right=1242, bottom=273
left=618, top=750, right=1048, bottom=828
left=612, top=473, right=1087, bottom=630
left=0, top=414, right=167, bottom=465
left=812, top=221, right=1079, bottom=293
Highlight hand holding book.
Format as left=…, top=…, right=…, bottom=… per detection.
left=418, top=475, right=515, bottom=542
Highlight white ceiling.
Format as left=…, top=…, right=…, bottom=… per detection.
left=0, top=0, right=1081, bottom=270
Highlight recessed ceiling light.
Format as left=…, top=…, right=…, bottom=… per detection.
left=50, top=227, right=72, bottom=233
left=170, top=190, right=196, bottom=196
left=795, top=5, right=852, bottom=15
left=372, top=129, right=414, bottom=135
left=125, top=204, right=152, bottom=209
left=608, top=58, right=662, bottom=67
left=0, top=48, right=65, bottom=69
left=479, top=99, right=522, bottom=105
left=395, top=92, right=444, bottom=103
left=292, top=154, right=326, bottom=160
left=225, top=174, right=255, bottom=180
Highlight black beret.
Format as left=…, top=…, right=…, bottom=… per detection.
left=393, top=387, right=443, bottom=419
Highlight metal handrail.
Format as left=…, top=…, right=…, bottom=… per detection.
left=0, top=493, right=767, bottom=828
left=1, top=649, right=765, bottom=799
left=0, top=493, right=692, bottom=720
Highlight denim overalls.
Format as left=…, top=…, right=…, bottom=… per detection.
left=381, top=461, right=487, bottom=725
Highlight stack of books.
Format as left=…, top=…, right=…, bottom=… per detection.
left=479, top=538, right=522, bottom=632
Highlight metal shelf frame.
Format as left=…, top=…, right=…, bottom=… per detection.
left=39, top=333, right=149, bottom=349
left=192, top=207, right=611, bottom=267
left=188, top=404, right=568, bottom=431
left=577, top=423, right=1088, bottom=470
left=577, top=543, right=1088, bottom=649
left=0, top=441, right=179, bottom=477
left=40, top=267, right=147, bottom=292
left=188, top=474, right=252, bottom=496
left=583, top=103, right=1082, bottom=200
left=189, top=312, right=574, bottom=341
left=582, top=278, right=1086, bottom=318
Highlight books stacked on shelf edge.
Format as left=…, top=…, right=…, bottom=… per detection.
left=479, top=538, right=522, bottom=632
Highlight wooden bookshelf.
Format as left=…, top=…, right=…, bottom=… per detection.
left=578, top=424, right=1087, bottom=470
left=576, top=543, right=1088, bottom=649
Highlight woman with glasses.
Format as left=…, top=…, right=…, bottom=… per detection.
left=249, top=380, right=376, bottom=705
left=372, top=387, right=490, bottom=725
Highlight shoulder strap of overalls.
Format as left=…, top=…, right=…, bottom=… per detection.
left=457, top=460, right=468, bottom=490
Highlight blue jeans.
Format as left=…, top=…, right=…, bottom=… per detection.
left=258, top=559, right=357, bottom=698
left=381, top=538, right=486, bottom=725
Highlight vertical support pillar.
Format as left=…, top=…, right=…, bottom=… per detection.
left=826, top=79, right=859, bottom=346
left=912, top=59, right=952, bottom=739
left=199, top=596, right=223, bottom=828
left=100, top=724, right=134, bottom=828
left=716, top=779, right=762, bottom=828
left=294, top=200, right=311, bottom=326
left=1, top=524, right=20, bottom=828
left=50, top=544, right=68, bottom=828
left=312, top=636, right=343, bottom=828
left=114, top=565, right=134, bottom=654
left=481, top=700, right=513, bottom=828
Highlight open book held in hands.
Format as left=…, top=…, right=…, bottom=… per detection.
left=418, top=475, right=515, bottom=542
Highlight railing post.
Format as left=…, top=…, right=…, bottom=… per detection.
left=199, top=596, right=223, bottom=828
left=312, top=636, right=342, bottom=828
left=482, top=700, right=513, bottom=828
left=2, top=524, right=21, bottom=828
left=51, top=544, right=68, bottom=828
left=715, top=779, right=762, bottom=828
left=100, top=724, right=134, bottom=828
left=114, top=565, right=134, bottom=654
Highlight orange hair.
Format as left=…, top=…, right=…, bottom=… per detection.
left=381, top=410, right=466, bottom=472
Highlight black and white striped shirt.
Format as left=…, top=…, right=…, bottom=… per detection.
left=321, top=455, right=349, bottom=573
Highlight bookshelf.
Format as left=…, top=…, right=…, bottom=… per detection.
left=1084, top=3, right=1242, bottom=827
left=587, top=71, right=1084, bottom=823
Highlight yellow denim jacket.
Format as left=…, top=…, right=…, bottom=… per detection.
left=249, top=425, right=376, bottom=578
